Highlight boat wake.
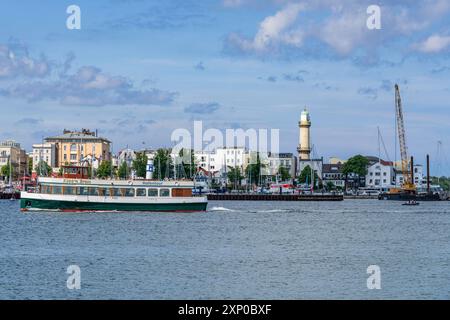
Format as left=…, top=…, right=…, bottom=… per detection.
left=209, top=206, right=235, bottom=212
left=256, top=209, right=290, bottom=213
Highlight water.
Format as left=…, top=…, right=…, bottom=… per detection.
left=0, top=199, right=449, bottom=299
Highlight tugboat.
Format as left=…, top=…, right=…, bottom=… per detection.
left=20, top=166, right=208, bottom=212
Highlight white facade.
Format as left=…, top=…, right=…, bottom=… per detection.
left=0, top=140, right=28, bottom=177
left=265, top=153, right=295, bottom=180
left=32, top=143, right=56, bottom=169
left=395, top=164, right=424, bottom=187
left=365, top=161, right=395, bottom=188
left=195, top=147, right=246, bottom=174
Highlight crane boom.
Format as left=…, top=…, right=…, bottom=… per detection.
left=395, top=84, right=415, bottom=192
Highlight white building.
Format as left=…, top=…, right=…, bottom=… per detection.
left=265, top=153, right=296, bottom=181
left=395, top=164, right=424, bottom=188
left=322, top=163, right=345, bottom=188
left=195, top=147, right=246, bottom=174
left=365, top=160, right=395, bottom=188
left=0, top=140, right=28, bottom=178
left=32, top=143, right=57, bottom=169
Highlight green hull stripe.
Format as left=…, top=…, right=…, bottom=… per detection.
left=20, top=198, right=207, bottom=212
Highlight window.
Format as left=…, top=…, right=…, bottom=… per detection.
left=136, top=188, right=146, bottom=197
left=64, top=154, right=67, bottom=160
left=124, top=188, right=135, bottom=197
left=88, top=187, right=99, bottom=196
left=41, top=185, right=51, bottom=194
left=111, top=188, right=121, bottom=197
left=63, top=186, right=76, bottom=195
left=64, top=145, right=67, bottom=151
left=52, top=186, right=62, bottom=195
left=78, top=186, right=89, bottom=195
left=98, top=188, right=105, bottom=196
left=70, top=154, right=77, bottom=161
left=160, top=188, right=170, bottom=197
left=148, top=188, right=158, bottom=197
left=70, top=144, right=77, bottom=152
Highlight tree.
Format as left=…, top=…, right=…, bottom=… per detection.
left=132, top=152, right=148, bottom=178
left=118, top=161, right=129, bottom=179
left=28, top=158, right=33, bottom=175
left=342, top=155, right=369, bottom=190
left=1, top=161, right=10, bottom=178
left=431, top=176, right=450, bottom=191
left=176, top=148, right=196, bottom=179
left=153, top=148, right=173, bottom=180
left=298, top=165, right=319, bottom=186
left=325, top=181, right=335, bottom=191
left=245, top=153, right=265, bottom=186
left=278, top=166, right=291, bottom=181
left=97, top=160, right=112, bottom=179
left=35, top=160, right=52, bottom=176
left=227, top=166, right=243, bottom=188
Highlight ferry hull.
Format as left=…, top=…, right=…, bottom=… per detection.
left=20, top=197, right=207, bottom=212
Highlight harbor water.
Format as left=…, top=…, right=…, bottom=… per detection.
left=0, top=199, right=449, bottom=299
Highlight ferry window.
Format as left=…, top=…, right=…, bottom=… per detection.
left=98, top=188, right=105, bottom=196
left=112, top=188, right=121, bottom=197
left=52, top=186, right=62, bottom=195
left=125, top=188, right=135, bottom=197
left=63, top=186, right=76, bottom=195
left=136, top=188, right=146, bottom=197
left=88, top=187, right=99, bottom=196
left=148, top=188, right=158, bottom=197
left=160, top=188, right=170, bottom=197
left=41, top=185, right=51, bottom=194
left=78, top=186, right=89, bottom=195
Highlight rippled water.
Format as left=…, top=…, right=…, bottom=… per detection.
left=0, top=199, right=449, bottom=299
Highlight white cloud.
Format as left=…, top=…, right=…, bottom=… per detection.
left=414, top=34, right=450, bottom=53
left=318, top=9, right=367, bottom=55
left=227, top=2, right=304, bottom=53
left=0, top=44, right=51, bottom=79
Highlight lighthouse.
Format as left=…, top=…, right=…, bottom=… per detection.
left=297, top=107, right=311, bottom=160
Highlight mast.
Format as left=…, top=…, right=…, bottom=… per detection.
left=8, top=154, right=12, bottom=186
left=377, top=127, right=381, bottom=192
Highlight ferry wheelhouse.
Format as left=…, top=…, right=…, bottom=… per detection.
left=20, top=166, right=208, bottom=212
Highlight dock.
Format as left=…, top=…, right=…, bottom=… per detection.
left=206, top=194, right=343, bottom=201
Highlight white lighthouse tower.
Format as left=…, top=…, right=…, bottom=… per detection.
left=297, top=107, right=311, bottom=160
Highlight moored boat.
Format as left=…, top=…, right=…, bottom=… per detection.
left=20, top=166, right=207, bottom=212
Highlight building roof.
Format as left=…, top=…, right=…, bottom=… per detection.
left=45, top=132, right=111, bottom=143
left=322, top=163, right=343, bottom=173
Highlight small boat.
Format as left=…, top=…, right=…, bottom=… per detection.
left=20, top=166, right=207, bottom=212
left=402, top=200, right=419, bottom=206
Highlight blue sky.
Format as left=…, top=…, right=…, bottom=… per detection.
left=1, top=0, right=450, bottom=174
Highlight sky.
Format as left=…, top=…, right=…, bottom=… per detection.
left=0, top=0, right=450, bottom=174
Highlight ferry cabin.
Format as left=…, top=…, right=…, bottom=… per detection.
left=20, top=166, right=207, bottom=212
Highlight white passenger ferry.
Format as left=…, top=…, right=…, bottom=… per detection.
left=20, top=166, right=207, bottom=212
